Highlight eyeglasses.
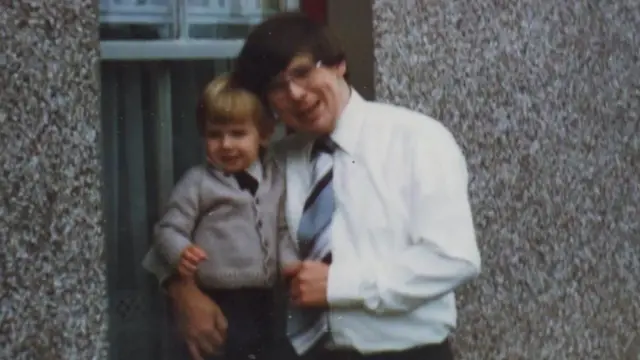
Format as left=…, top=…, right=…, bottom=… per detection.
left=267, top=61, right=322, bottom=96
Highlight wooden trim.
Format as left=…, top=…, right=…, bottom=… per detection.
left=301, top=0, right=327, bottom=24
left=326, top=0, right=375, bottom=100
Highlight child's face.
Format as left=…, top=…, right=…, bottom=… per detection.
left=204, top=120, right=268, bottom=174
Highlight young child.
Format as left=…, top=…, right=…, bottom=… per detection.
left=151, top=74, right=296, bottom=360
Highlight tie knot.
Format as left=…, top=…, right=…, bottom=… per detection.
left=312, top=137, right=337, bottom=157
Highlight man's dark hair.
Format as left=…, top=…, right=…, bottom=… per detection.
left=232, top=11, right=347, bottom=103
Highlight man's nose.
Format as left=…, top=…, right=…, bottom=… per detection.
left=287, top=81, right=306, bottom=101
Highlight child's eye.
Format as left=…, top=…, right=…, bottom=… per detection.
left=206, top=131, right=222, bottom=139
left=230, top=130, right=248, bottom=137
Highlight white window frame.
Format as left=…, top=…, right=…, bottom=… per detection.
left=100, top=0, right=300, bottom=61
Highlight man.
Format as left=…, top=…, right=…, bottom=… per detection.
left=161, top=11, right=481, bottom=360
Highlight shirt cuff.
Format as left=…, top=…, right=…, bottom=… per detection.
left=141, top=248, right=176, bottom=291
left=161, top=238, right=192, bottom=268
left=327, top=260, right=376, bottom=308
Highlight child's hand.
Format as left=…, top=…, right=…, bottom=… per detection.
left=178, top=245, right=207, bottom=278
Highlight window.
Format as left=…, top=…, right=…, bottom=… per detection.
left=100, top=0, right=300, bottom=59
left=99, top=2, right=297, bottom=359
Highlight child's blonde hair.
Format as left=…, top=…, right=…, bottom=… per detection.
left=196, top=73, right=272, bottom=136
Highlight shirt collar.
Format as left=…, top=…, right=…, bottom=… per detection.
left=245, top=158, right=263, bottom=182
left=328, top=88, right=366, bottom=155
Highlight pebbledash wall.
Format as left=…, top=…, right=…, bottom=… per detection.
left=0, top=1, right=107, bottom=360
left=2, top=0, right=638, bottom=359
left=373, top=0, right=639, bottom=359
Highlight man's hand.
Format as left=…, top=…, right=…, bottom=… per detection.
left=282, top=260, right=330, bottom=307
left=168, top=278, right=227, bottom=360
left=178, top=245, right=207, bottom=278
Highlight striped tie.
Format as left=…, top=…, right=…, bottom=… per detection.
left=287, top=137, right=336, bottom=354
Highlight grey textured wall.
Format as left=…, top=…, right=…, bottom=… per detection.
left=373, top=0, right=639, bottom=359
left=0, top=2, right=107, bottom=359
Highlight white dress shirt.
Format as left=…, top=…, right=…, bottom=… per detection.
left=274, top=90, right=481, bottom=354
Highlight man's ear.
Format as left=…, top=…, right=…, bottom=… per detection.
left=333, top=60, right=347, bottom=78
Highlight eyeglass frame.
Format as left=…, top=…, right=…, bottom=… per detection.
left=266, top=60, right=323, bottom=97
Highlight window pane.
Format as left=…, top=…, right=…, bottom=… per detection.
left=100, top=0, right=174, bottom=40
left=100, top=0, right=290, bottom=40
left=187, top=0, right=282, bottom=39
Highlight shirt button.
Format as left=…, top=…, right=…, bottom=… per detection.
left=257, top=220, right=262, bottom=228
left=255, top=198, right=260, bottom=205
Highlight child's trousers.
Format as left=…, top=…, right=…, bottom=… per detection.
left=203, top=287, right=276, bottom=360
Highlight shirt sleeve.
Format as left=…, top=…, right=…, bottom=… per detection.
left=153, top=168, right=203, bottom=269
left=327, top=124, right=481, bottom=314
left=141, top=245, right=174, bottom=287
